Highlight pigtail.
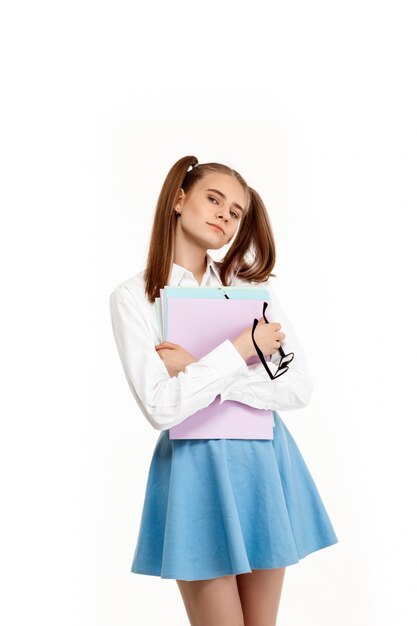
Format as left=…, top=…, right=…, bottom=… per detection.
left=219, top=187, right=277, bottom=285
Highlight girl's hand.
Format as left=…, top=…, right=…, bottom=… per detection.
left=236, top=318, right=286, bottom=359
left=254, top=318, right=286, bottom=354
left=154, top=341, right=198, bottom=377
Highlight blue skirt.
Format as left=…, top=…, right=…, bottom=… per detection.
left=131, top=411, right=338, bottom=581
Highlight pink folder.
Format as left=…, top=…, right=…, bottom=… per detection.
left=164, top=294, right=274, bottom=439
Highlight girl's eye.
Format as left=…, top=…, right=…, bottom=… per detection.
left=208, top=196, right=240, bottom=220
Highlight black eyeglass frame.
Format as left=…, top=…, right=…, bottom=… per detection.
left=251, top=301, right=295, bottom=380
left=217, top=288, right=295, bottom=380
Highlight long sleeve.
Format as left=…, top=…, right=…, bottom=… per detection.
left=109, top=285, right=248, bottom=431
left=219, top=277, right=314, bottom=411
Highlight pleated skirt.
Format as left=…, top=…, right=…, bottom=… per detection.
left=130, top=411, right=338, bottom=581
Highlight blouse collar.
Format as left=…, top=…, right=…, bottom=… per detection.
left=169, top=252, right=222, bottom=286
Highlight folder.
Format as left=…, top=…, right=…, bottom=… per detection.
left=157, top=286, right=275, bottom=440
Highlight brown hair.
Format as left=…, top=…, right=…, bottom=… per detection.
left=144, top=155, right=277, bottom=303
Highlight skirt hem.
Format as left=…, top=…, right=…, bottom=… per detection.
left=130, top=536, right=338, bottom=581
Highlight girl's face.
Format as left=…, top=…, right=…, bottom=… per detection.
left=174, top=173, right=246, bottom=249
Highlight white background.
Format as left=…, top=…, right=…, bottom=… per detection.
left=1, top=1, right=416, bottom=624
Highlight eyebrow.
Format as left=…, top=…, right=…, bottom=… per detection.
left=206, top=188, right=245, bottom=214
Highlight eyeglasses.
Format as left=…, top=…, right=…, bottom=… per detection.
left=217, top=288, right=295, bottom=380
left=251, top=301, right=295, bottom=380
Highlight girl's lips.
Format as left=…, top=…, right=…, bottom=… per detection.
left=207, top=223, right=224, bottom=234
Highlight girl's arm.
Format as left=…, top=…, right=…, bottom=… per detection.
left=219, top=277, right=314, bottom=411
left=109, top=285, right=249, bottom=431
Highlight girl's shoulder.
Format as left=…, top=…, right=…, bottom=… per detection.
left=110, top=269, right=146, bottom=303
left=110, top=269, right=150, bottom=310
left=230, top=272, right=274, bottom=290
left=109, top=269, right=159, bottom=334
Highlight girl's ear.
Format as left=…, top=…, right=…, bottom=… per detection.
left=174, top=188, right=185, bottom=213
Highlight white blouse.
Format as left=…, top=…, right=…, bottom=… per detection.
left=109, top=253, right=314, bottom=431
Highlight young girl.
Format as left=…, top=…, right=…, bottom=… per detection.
left=109, top=155, right=338, bottom=626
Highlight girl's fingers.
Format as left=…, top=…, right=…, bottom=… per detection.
left=155, top=341, right=178, bottom=349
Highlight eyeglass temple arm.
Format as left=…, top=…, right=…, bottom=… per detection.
left=251, top=301, right=292, bottom=380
